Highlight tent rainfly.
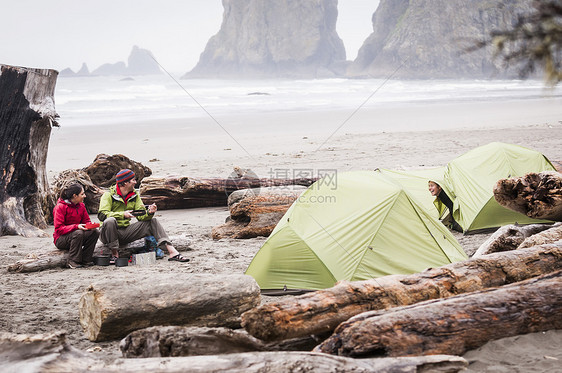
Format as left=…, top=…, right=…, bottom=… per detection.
left=245, top=170, right=468, bottom=291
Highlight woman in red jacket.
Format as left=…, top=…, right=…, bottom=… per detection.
left=53, top=183, right=100, bottom=268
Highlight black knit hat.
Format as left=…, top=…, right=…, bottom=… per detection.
left=115, top=169, right=135, bottom=183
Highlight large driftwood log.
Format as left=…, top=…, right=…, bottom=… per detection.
left=241, top=242, right=562, bottom=341
left=83, top=153, right=152, bottom=188
left=494, top=171, right=562, bottom=221
left=472, top=223, right=557, bottom=257
left=140, top=175, right=316, bottom=210
left=315, top=271, right=562, bottom=357
left=212, top=186, right=306, bottom=239
left=120, top=326, right=324, bottom=358
left=0, top=65, right=59, bottom=237
left=79, top=274, right=261, bottom=342
left=51, top=169, right=105, bottom=213
left=0, top=331, right=468, bottom=373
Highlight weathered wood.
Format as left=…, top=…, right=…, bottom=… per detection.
left=0, top=331, right=468, bottom=373
left=314, top=271, right=562, bottom=357
left=472, top=223, right=555, bottom=257
left=106, top=352, right=468, bottom=372
left=82, top=153, right=152, bottom=188
left=241, top=242, right=562, bottom=341
left=51, top=169, right=105, bottom=213
left=140, top=175, right=316, bottom=210
left=212, top=186, right=306, bottom=239
left=0, top=65, right=59, bottom=237
left=7, top=250, right=68, bottom=273
left=79, top=274, right=261, bottom=342
left=119, top=326, right=324, bottom=357
left=518, top=223, right=562, bottom=248
left=494, top=171, right=562, bottom=221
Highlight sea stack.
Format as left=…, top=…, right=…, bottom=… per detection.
left=347, top=0, right=533, bottom=79
left=185, top=0, right=346, bottom=79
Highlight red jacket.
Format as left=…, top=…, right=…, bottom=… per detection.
left=53, top=198, right=91, bottom=244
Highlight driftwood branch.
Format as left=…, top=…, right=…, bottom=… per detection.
left=0, top=65, right=58, bottom=237
left=0, top=331, right=468, bottom=373
left=314, top=271, right=562, bottom=357
left=518, top=223, right=562, bottom=248
left=79, top=274, right=261, bottom=342
left=472, top=223, right=556, bottom=257
left=241, top=242, right=562, bottom=341
left=494, top=171, right=562, bottom=221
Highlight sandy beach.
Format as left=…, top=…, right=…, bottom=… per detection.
left=2, top=97, right=562, bottom=371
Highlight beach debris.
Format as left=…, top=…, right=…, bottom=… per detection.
left=78, top=274, right=261, bottom=342
left=139, top=175, right=316, bottom=210
left=314, top=270, right=562, bottom=357
left=0, top=65, right=59, bottom=238
left=212, top=186, right=306, bottom=239
left=494, top=171, right=562, bottom=221
left=52, top=169, right=105, bottom=213
left=518, top=223, right=562, bottom=249
left=119, top=326, right=321, bottom=357
left=8, top=250, right=68, bottom=273
left=241, top=242, right=562, bottom=342
left=82, top=153, right=152, bottom=188
left=472, top=223, right=557, bottom=257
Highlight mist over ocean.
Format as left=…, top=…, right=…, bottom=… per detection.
left=54, top=75, right=561, bottom=131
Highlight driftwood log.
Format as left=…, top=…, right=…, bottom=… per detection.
left=140, top=175, right=316, bottom=210
left=0, top=331, right=468, bottom=373
left=79, top=274, right=261, bottom=342
left=6, top=235, right=192, bottom=273
left=494, top=171, right=562, bottom=221
left=241, top=242, right=562, bottom=341
left=212, top=186, right=306, bottom=239
left=315, top=271, right=562, bottom=357
left=120, top=326, right=324, bottom=358
left=51, top=169, right=105, bottom=213
left=83, top=153, right=152, bottom=188
left=0, top=65, right=59, bottom=237
left=472, top=223, right=557, bottom=257
left=518, top=223, right=562, bottom=248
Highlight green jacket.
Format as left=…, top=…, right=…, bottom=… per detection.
left=98, top=185, right=153, bottom=227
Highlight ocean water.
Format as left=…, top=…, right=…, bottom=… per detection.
left=54, top=75, right=561, bottom=128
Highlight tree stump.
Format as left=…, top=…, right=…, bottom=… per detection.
left=0, top=65, right=58, bottom=237
left=79, top=274, right=261, bottom=341
left=51, top=169, right=105, bottom=213
left=494, top=171, right=562, bottom=221
left=212, top=186, right=306, bottom=239
left=140, top=175, right=316, bottom=210
left=314, top=271, right=562, bottom=357
left=82, top=153, right=152, bottom=188
left=241, top=242, right=562, bottom=341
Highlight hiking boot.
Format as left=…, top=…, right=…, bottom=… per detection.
left=82, top=261, right=95, bottom=267
left=67, top=260, right=83, bottom=269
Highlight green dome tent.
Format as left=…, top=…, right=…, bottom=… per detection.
left=245, top=170, right=467, bottom=291
left=444, top=142, right=555, bottom=233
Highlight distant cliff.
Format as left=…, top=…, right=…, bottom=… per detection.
left=185, top=0, right=346, bottom=79
left=60, top=46, right=161, bottom=77
left=347, top=0, right=533, bottom=79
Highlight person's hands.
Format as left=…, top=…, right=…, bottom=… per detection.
left=147, top=203, right=157, bottom=214
left=78, top=224, right=87, bottom=230
left=124, top=210, right=134, bottom=219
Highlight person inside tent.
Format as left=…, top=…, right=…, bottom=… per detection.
left=428, top=180, right=462, bottom=232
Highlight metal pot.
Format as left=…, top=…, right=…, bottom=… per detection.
left=115, top=257, right=129, bottom=267
left=93, top=256, right=110, bottom=266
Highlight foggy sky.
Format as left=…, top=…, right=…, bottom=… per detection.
left=0, top=0, right=379, bottom=74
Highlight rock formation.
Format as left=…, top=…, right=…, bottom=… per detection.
left=185, top=0, right=346, bottom=79
left=347, top=0, right=534, bottom=79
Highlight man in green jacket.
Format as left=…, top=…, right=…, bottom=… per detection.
left=98, top=169, right=189, bottom=262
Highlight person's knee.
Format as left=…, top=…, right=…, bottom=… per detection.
left=104, top=217, right=117, bottom=227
